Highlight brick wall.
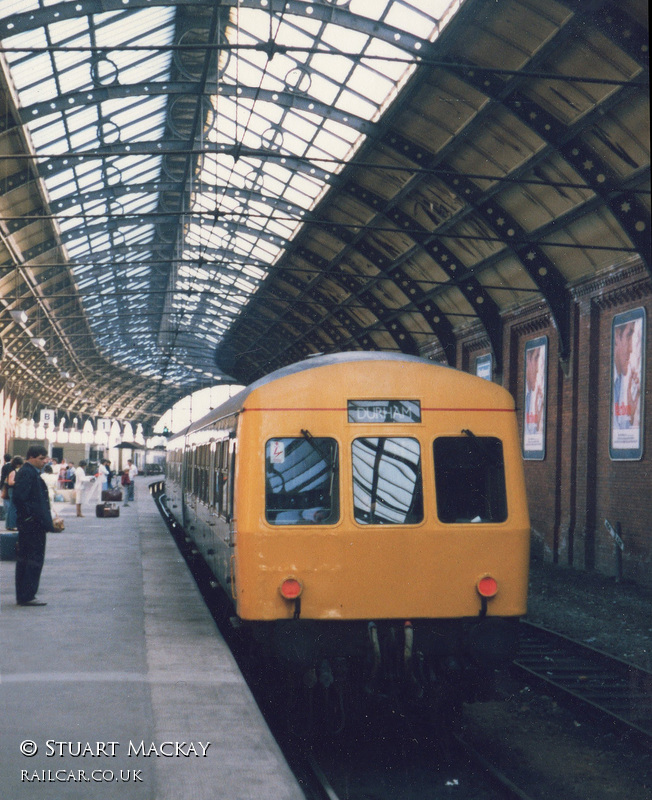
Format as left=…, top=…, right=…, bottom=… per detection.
left=501, top=261, right=651, bottom=586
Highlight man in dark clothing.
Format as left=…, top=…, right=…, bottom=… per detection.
left=0, top=453, right=12, bottom=486
left=13, top=445, right=54, bottom=606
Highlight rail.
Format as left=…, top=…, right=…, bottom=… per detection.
left=514, top=620, right=652, bottom=743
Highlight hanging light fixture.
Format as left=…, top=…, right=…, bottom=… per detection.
left=10, top=309, right=28, bottom=324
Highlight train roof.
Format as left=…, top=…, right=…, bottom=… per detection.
left=171, top=351, right=480, bottom=439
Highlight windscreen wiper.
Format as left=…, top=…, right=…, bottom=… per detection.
left=300, top=429, right=334, bottom=472
left=462, top=428, right=500, bottom=464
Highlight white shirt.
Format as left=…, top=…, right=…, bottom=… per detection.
left=42, top=472, right=59, bottom=500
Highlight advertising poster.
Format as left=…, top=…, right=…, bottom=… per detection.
left=610, top=307, right=645, bottom=460
left=523, top=336, right=547, bottom=460
left=475, top=353, right=492, bottom=381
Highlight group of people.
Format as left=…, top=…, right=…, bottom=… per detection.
left=97, top=458, right=137, bottom=506
left=1, top=448, right=139, bottom=606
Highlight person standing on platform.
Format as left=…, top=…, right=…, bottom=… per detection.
left=41, top=464, right=60, bottom=504
left=74, top=459, right=89, bottom=517
left=65, top=461, right=75, bottom=489
left=98, top=459, right=109, bottom=492
left=13, top=445, right=54, bottom=606
left=121, top=468, right=131, bottom=507
left=57, top=459, right=68, bottom=490
left=1, top=454, right=12, bottom=521
left=105, top=460, right=115, bottom=490
left=127, top=459, right=138, bottom=504
left=4, top=456, right=24, bottom=531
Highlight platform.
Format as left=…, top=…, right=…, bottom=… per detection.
left=0, top=478, right=305, bottom=800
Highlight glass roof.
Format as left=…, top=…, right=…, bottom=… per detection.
left=1, top=0, right=464, bottom=385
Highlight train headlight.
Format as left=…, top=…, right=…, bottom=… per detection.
left=279, top=578, right=303, bottom=600
left=476, top=575, right=498, bottom=598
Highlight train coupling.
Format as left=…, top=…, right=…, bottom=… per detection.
left=364, top=620, right=424, bottom=700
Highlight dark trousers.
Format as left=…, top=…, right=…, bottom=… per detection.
left=15, top=521, right=47, bottom=604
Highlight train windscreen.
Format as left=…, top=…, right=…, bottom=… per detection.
left=352, top=437, right=423, bottom=525
left=265, top=438, right=339, bottom=524
left=433, top=436, right=507, bottom=523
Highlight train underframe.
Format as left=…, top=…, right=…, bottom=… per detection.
left=246, top=615, right=521, bottom=736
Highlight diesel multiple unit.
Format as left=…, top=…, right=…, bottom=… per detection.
left=165, top=352, right=530, bottom=712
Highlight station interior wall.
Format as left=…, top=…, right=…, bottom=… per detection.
left=449, top=258, right=651, bottom=588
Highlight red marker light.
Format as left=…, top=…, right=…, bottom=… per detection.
left=477, top=576, right=498, bottom=598
left=279, top=578, right=303, bottom=600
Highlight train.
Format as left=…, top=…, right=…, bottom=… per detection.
left=164, top=352, right=530, bottom=723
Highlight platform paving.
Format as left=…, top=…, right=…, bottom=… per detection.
left=0, top=478, right=305, bottom=800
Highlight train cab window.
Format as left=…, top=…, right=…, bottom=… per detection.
left=265, top=437, right=339, bottom=525
left=352, top=437, right=423, bottom=525
left=433, top=436, right=507, bottom=523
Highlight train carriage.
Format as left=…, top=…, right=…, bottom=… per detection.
left=165, top=352, right=530, bottom=708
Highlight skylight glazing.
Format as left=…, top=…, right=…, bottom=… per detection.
left=0, top=0, right=463, bottom=386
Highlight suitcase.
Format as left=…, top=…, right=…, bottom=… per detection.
left=0, top=531, right=18, bottom=560
left=96, top=503, right=120, bottom=518
left=102, top=489, right=123, bottom=501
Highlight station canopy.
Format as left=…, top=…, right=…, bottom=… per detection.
left=0, top=0, right=648, bottom=428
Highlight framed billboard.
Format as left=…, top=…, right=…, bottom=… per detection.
left=475, top=353, right=492, bottom=381
left=523, top=336, right=547, bottom=460
left=610, top=307, right=645, bottom=460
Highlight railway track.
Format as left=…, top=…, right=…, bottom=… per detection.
left=289, top=620, right=652, bottom=799
left=514, top=621, right=652, bottom=743
left=296, top=736, right=540, bottom=800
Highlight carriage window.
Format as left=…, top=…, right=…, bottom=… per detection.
left=266, top=437, right=339, bottom=525
left=352, top=437, right=423, bottom=524
left=434, top=436, right=507, bottom=523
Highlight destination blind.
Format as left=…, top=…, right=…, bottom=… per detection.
left=347, top=400, right=421, bottom=424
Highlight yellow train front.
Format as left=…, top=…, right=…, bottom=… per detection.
left=167, top=352, right=530, bottom=712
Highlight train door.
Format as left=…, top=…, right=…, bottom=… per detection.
left=209, top=434, right=236, bottom=594
left=207, top=441, right=219, bottom=570
left=180, top=446, right=189, bottom=525
left=185, top=445, right=197, bottom=525
left=226, top=433, right=236, bottom=548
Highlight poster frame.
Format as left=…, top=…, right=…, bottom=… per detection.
left=475, top=353, right=493, bottom=381
left=522, top=335, right=548, bottom=461
left=609, top=307, right=646, bottom=461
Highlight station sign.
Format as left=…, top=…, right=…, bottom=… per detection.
left=604, top=518, right=624, bottom=551
left=40, top=408, right=55, bottom=427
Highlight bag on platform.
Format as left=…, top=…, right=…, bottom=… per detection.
left=52, top=516, right=65, bottom=532
left=96, top=503, right=120, bottom=518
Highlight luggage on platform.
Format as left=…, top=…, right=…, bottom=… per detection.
left=102, top=488, right=122, bottom=502
left=96, top=503, right=120, bottom=518
left=0, top=531, right=18, bottom=560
